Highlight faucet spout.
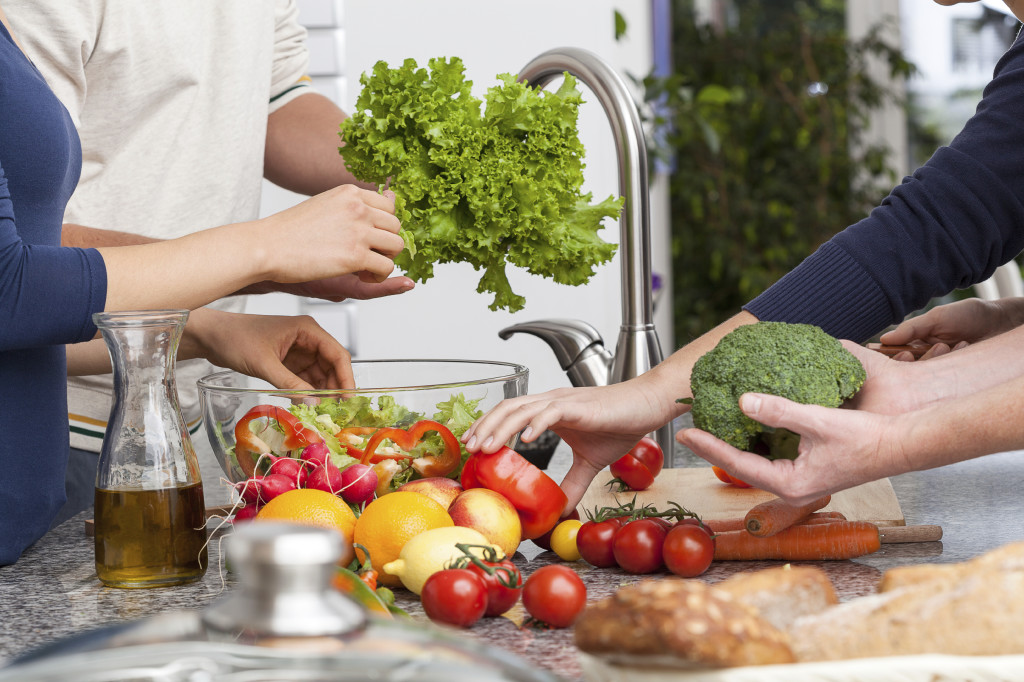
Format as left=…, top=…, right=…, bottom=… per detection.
left=499, top=319, right=613, bottom=388
left=506, top=48, right=673, bottom=461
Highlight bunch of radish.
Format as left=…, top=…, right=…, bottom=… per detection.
left=231, top=443, right=378, bottom=521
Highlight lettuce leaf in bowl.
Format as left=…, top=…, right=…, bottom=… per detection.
left=339, top=56, right=621, bottom=312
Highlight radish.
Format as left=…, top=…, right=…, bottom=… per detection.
left=268, top=454, right=308, bottom=488
left=260, top=473, right=298, bottom=502
left=232, top=503, right=261, bottom=523
left=235, top=477, right=263, bottom=505
left=300, top=442, right=331, bottom=468
left=339, top=463, right=377, bottom=505
left=306, top=460, right=344, bottom=495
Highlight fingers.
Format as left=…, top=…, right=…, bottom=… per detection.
left=464, top=394, right=566, bottom=454
left=559, top=456, right=603, bottom=511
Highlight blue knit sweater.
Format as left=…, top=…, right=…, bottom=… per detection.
left=0, top=22, right=106, bottom=564
left=747, top=30, right=1024, bottom=342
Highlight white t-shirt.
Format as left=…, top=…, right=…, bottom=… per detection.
left=5, top=0, right=313, bottom=451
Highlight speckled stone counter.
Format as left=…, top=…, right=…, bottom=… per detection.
left=3, top=433, right=1024, bottom=681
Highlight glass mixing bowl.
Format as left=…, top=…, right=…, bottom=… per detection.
left=196, top=360, right=529, bottom=485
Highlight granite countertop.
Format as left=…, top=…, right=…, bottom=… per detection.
left=3, top=430, right=1024, bottom=681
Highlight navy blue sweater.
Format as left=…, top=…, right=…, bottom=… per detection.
left=0, top=23, right=106, bottom=563
left=747, top=30, right=1024, bottom=342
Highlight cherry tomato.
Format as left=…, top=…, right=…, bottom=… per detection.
left=550, top=519, right=583, bottom=561
left=522, top=564, right=588, bottom=628
left=663, top=523, right=715, bottom=578
left=609, top=437, right=664, bottom=491
left=711, top=465, right=752, bottom=488
left=466, top=559, right=523, bottom=617
left=532, top=508, right=580, bottom=551
left=612, top=518, right=667, bottom=574
left=576, top=518, right=624, bottom=568
left=420, top=568, right=487, bottom=627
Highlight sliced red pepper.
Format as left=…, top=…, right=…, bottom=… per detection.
left=234, top=405, right=323, bottom=479
left=358, top=420, right=461, bottom=478
left=461, top=446, right=568, bottom=540
left=336, top=426, right=376, bottom=460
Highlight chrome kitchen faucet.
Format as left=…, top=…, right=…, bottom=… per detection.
left=500, top=47, right=675, bottom=462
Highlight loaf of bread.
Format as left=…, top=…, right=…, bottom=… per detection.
left=713, top=565, right=838, bottom=631
left=573, top=579, right=795, bottom=669
left=878, top=540, right=1024, bottom=592
left=793, top=544, right=1024, bottom=662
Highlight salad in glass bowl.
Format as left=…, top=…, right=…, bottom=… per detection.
left=196, top=360, right=528, bottom=514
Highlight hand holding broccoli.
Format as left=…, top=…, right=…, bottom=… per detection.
left=681, top=322, right=866, bottom=459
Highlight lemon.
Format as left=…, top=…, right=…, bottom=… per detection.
left=381, top=525, right=503, bottom=595
left=550, top=519, right=583, bottom=562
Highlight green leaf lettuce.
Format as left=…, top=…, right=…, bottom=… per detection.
left=339, top=57, right=622, bottom=312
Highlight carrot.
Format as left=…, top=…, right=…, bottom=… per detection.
left=713, top=521, right=881, bottom=561
left=744, top=495, right=831, bottom=537
left=705, top=511, right=845, bottom=534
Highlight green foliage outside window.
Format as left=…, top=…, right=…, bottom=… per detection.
left=640, top=0, right=916, bottom=346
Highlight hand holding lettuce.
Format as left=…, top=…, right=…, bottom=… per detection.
left=339, top=57, right=622, bottom=312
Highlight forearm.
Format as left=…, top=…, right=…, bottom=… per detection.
left=62, top=223, right=158, bottom=248
left=97, top=220, right=270, bottom=311
left=264, top=92, right=375, bottom=195
left=899, top=372, right=1024, bottom=471
left=642, top=310, right=759, bottom=422
left=66, top=338, right=110, bottom=375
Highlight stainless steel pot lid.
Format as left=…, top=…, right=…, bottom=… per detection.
left=0, top=523, right=560, bottom=682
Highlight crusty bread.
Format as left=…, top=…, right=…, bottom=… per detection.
left=573, top=579, right=795, bottom=668
left=714, top=565, right=838, bottom=631
left=793, top=566, right=1024, bottom=661
left=879, top=540, right=1024, bottom=592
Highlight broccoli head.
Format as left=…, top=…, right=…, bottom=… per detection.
left=685, top=321, right=866, bottom=458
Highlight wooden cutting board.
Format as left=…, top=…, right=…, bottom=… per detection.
left=578, top=467, right=906, bottom=527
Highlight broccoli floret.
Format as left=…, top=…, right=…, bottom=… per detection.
left=685, top=321, right=866, bottom=459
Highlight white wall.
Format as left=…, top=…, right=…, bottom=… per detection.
left=253, top=0, right=670, bottom=396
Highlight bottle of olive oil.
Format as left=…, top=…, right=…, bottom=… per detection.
left=93, top=310, right=207, bottom=588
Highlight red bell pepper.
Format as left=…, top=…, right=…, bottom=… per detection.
left=359, top=420, right=461, bottom=478
left=461, top=446, right=568, bottom=540
left=234, top=405, right=323, bottom=479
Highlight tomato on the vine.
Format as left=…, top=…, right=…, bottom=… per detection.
left=612, top=518, right=667, bottom=574
left=522, top=564, right=587, bottom=628
left=663, top=523, right=715, bottom=578
left=466, top=558, right=523, bottom=617
left=420, top=568, right=487, bottom=627
left=576, top=517, right=624, bottom=568
left=609, top=437, right=664, bottom=491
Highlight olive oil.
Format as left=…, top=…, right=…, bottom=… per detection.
left=94, top=482, right=208, bottom=588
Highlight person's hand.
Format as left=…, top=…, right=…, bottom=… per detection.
left=676, top=393, right=908, bottom=506
left=251, top=272, right=415, bottom=302
left=182, top=308, right=354, bottom=390
left=462, top=381, right=676, bottom=511
left=259, top=186, right=404, bottom=285
left=879, top=298, right=1015, bottom=361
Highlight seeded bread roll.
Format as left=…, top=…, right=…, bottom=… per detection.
left=573, top=579, right=795, bottom=669
left=714, top=565, right=838, bottom=631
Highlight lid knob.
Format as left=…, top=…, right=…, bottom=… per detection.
left=202, top=522, right=367, bottom=638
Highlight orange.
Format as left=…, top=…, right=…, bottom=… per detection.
left=255, top=489, right=357, bottom=566
left=354, top=491, right=453, bottom=587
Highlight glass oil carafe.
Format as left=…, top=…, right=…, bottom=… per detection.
left=92, top=310, right=207, bottom=588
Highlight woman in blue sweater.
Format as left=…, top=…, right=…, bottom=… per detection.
left=464, top=0, right=1024, bottom=509
left=0, top=9, right=405, bottom=564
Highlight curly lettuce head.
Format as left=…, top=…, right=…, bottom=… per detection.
left=340, top=57, right=622, bottom=312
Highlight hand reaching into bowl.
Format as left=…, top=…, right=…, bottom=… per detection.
left=181, top=308, right=354, bottom=391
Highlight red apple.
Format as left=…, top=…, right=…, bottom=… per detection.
left=448, top=488, right=522, bottom=558
left=397, top=477, right=464, bottom=510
